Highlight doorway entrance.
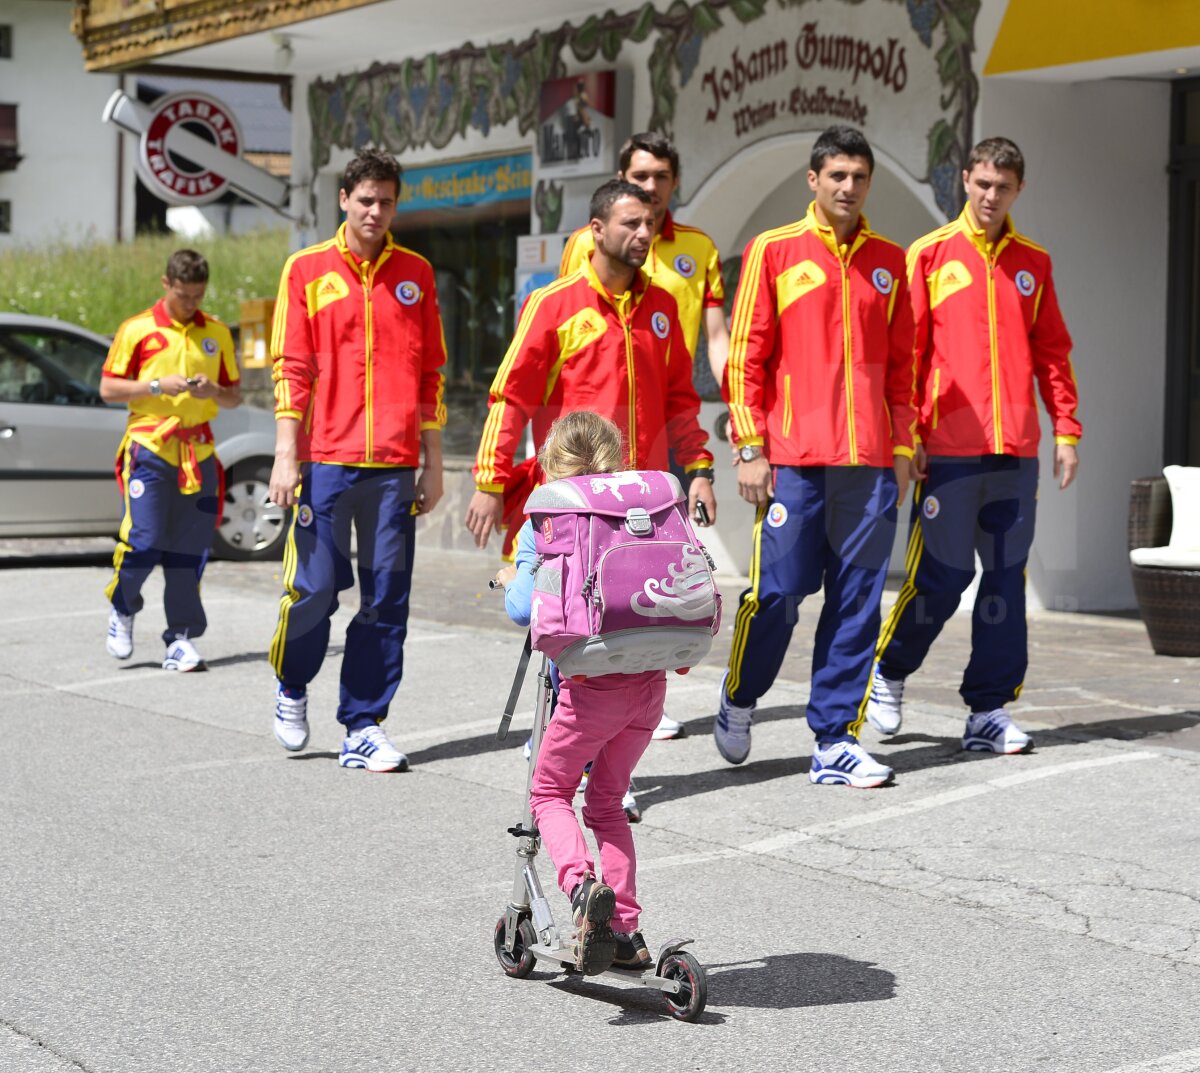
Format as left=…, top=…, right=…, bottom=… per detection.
left=1166, top=78, right=1200, bottom=465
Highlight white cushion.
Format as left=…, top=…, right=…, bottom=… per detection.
left=1164, top=465, right=1200, bottom=551
left=1130, top=546, right=1200, bottom=569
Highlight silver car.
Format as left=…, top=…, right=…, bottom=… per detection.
left=0, top=313, right=287, bottom=560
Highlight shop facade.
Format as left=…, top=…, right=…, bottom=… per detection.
left=73, top=0, right=1200, bottom=610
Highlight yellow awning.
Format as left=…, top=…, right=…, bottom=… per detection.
left=986, top=0, right=1200, bottom=76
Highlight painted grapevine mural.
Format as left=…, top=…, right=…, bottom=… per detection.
left=308, top=0, right=979, bottom=220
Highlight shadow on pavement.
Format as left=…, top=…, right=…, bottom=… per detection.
left=876, top=710, right=1200, bottom=778
left=627, top=707, right=1200, bottom=820
left=546, top=975, right=728, bottom=1026
left=704, top=951, right=896, bottom=1008
left=0, top=550, right=114, bottom=569
left=548, top=949, right=895, bottom=1024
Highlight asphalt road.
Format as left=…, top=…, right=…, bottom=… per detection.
left=1, top=540, right=1198, bottom=1073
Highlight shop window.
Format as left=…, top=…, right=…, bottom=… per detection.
left=392, top=212, right=524, bottom=453
left=0, top=104, right=19, bottom=171
left=0, top=200, right=9, bottom=233
left=1184, top=87, right=1200, bottom=147
left=0, top=26, right=11, bottom=59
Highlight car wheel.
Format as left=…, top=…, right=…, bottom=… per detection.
left=213, top=460, right=287, bottom=561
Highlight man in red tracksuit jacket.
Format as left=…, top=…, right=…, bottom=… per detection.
left=867, top=136, right=1081, bottom=757
left=267, top=148, right=448, bottom=773
left=716, top=125, right=917, bottom=789
left=465, top=179, right=716, bottom=545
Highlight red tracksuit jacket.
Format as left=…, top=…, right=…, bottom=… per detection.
left=271, top=223, right=447, bottom=465
left=474, top=258, right=713, bottom=491
left=907, top=206, right=1081, bottom=456
left=724, top=202, right=917, bottom=467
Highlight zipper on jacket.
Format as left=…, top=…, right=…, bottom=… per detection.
left=838, top=246, right=858, bottom=464
left=931, top=368, right=940, bottom=430
left=362, top=263, right=375, bottom=461
left=624, top=315, right=637, bottom=467
left=985, top=248, right=1002, bottom=453
left=782, top=373, right=793, bottom=438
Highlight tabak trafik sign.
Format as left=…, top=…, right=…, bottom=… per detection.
left=137, top=92, right=242, bottom=204
left=674, top=1, right=941, bottom=201
left=102, top=89, right=293, bottom=217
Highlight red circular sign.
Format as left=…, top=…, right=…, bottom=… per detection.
left=137, top=92, right=243, bottom=205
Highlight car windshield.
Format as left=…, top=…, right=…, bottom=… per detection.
left=0, top=327, right=112, bottom=406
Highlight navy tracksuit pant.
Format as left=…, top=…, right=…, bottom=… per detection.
left=876, top=455, right=1038, bottom=713
left=106, top=444, right=220, bottom=644
left=726, top=465, right=898, bottom=745
left=270, top=463, right=416, bottom=732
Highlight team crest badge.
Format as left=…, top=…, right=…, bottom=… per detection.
left=202, top=337, right=218, bottom=356
left=767, top=503, right=788, bottom=528
left=651, top=311, right=671, bottom=339
left=1015, top=270, right=1036, bottom=297
left=673, top=254, right=696, bottom=278
left=922, top=495, right=940, bottom=520
left=395, top=281, right=421, bottom=306
left=297, top=504, right=314, bottom=528
left=128, top=478, right=145, bottom=500
left=872, top=268, right=894, bottom=295
left=541, top=517, right=553, bottom=542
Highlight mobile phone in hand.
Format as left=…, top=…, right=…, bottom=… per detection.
left=694, top=501, right=710, bottom=526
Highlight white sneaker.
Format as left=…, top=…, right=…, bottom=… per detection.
left=651, top=713, right=685, bottom=740
left=810, top=740, right=894, bottom=788
left=339, top=725, right=408, bottom=772
left=962, top=709, right=1033, bottom=755
left=162, top=636, right=205, bottom=672
left=106, top=608, right=134, bottom=660
left=714, top=672, right=754, bottom=765
left=866, top=667, right=905, bottom=735
left=273, top=685, right=309, bottom=751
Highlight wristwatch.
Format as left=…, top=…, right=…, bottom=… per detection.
left=689, top=468, right=714, bottom=482
left=148, top=379, right=162, bottom=396
left=738, top=444, right=762, bottom=463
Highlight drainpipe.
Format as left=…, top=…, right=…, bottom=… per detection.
left=115, top=74, right=125, bottom=242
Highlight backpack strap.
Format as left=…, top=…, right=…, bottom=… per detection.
left=496, top=630, right=533, bottom=741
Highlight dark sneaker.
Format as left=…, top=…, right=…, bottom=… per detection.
left=622, top=786, right=641, bottom=823
left=570, top=877, right=617, bottom=975
left=612, top=930, right=652, bottom=970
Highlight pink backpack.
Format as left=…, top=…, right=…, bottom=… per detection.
left=524, top=470, right=721, bottom=678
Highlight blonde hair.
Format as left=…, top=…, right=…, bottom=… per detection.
left=537, top=410, right=625, bottom=481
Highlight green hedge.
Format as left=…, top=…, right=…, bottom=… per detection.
left=0, top=228, right=289, bottom=336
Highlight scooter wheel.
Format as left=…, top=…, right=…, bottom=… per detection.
left=493, top=914, right=537, bottom=979
left=660, top=951, right=707, bottom=1022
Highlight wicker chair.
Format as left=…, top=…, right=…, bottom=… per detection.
left=1128, top=476, right=1200, bottom=656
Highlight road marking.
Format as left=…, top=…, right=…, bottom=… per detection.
left=640, top=751, right=1156, bottom=872
left=1097, top=1048, right=1200, bottom=1073
left=0, top=596, right=247, bottom=627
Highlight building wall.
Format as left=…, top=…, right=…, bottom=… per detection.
left=285, top=0, right=1173, bottom=609
left=979, top=77, right=1170, bottom=610
left=0, top=0, right=132, bottom=248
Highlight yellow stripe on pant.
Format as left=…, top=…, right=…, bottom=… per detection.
left=874, top=494, right=926, bottom=663
left=268, top=504, right=303, bottom=677
left=104, top=439, right=137, bottom=603
left=725, top=503, right=767, bottom=699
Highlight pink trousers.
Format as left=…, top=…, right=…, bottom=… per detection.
left=529, top=669, right=666, bottom=934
